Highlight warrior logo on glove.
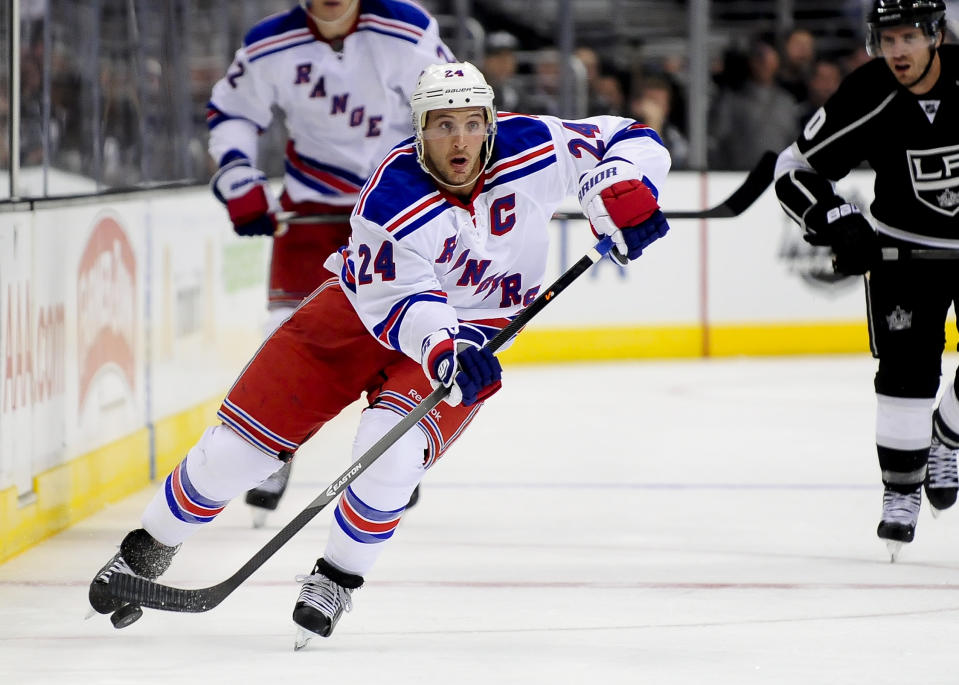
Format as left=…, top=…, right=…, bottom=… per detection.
left=578, top=160, right=670, bottom=263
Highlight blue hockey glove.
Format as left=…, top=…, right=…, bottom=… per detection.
left=421, top=331, right=502, bottom=407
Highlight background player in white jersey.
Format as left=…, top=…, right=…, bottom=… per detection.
left=207, top=0, right=453, bottom=522
left=774, top=0, right=959, bottom=560
left=89, top=62, right=671, bottom=647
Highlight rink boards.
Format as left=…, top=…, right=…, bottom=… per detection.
left=0, top=168, right=955, bottom=562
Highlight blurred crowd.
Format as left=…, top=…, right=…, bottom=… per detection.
left=479, top=26, right=875, bottom=171
left=5, top=1, right=956, bottom=198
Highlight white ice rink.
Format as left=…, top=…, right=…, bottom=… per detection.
left=2, top=355, right=959, bottom=685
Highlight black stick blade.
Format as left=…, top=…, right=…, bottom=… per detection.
left=108, top=574, right=222, bottom=613
left=665, top=150, right=778, bottom=220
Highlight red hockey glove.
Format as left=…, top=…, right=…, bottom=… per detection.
left=579, top=161, right=669, bottom=262
left=211, top=160, right=279, bottom=237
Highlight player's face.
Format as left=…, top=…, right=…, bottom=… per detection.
left=422, top=108, right=488, bottom=189
left=879, top=26, right=936, bottom=86
left=305, top=0, right=359, bottom=23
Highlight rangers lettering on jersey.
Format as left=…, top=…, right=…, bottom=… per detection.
left=208, top=1, right=453, bottom=207
left=326, top=111, right=669, bottom=363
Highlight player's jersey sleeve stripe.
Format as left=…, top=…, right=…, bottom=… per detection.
left=373, top=290, right=448, bottom=349
left=607, top=123, right=666, bottom=149
left=803, top=91, right=897, bottom=160
left=456, top=317, right=514, bottom=348
left=284, top=141, right=366, bottom=195
left=205, top=103, right=263, bottom=132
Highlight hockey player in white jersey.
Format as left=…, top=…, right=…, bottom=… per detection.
left=89, top=62, right=671, bottom=646
left=207, top=0, right=453, bottom=523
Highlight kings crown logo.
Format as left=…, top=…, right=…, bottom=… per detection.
left=937, top=187, right=959, bottom=209
left=886, top=306, right=912, bottom=332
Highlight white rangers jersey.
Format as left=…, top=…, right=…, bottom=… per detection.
left=207, top=0, right=453, bottom=207
left=325, top=113, right=671, bottom=361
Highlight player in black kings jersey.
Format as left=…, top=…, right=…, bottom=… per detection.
left=775, top=0, right=959, bottom=561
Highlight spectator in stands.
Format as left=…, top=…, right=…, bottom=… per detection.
left=482, top=31, right=522, bottom=112
left=575, top=46, right=627, bottom=116
left=709, top=37, right=800, bottom=170
left=777, top=28, right=817, bottom=102
left=524, top=49, right=563, bottom=116
left=842, top=45, right=874, bottom=73
left=631, top=74, right=689, bottom=169
left=797, top=59, right=843, bottom=128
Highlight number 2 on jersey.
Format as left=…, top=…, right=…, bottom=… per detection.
left=563, top=121, right=606, bottom=160
left=356, top=242, right=397, bottom=284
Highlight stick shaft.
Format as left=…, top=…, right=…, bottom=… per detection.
left=108, top=236, right=616, bottom=612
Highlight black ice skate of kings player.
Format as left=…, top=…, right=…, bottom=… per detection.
left=207, top=0, right=454, bottom=525
left=89, top=61, right=672, bottom=648
left=774, top=0, right=959, bottom=561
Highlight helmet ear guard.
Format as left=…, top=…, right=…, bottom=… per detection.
left=410, top=62, right=497, bottom=182
left=865, top=0, right=946, bottom=55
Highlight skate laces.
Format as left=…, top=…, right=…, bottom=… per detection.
left=881, top=488, right=921, bottom=525
left=295, top=572, right=354, bottom=617
left=96, top=553, right=136, bottom=583
left=928, top=438, right=959, bottom=489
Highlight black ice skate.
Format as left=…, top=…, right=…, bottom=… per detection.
left=924, top=436, right=958, bottom=516
left=88, top=528, right=178, bottom=628
left=406, top=484, right=421, bottom=510
left=876, top=484, right=921, bottom=562
left=292, top=557, right=363, bottom=650
left=245, top=460, right=293, bottom=528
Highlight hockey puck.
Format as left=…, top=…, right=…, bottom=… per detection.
left=110, top=604, right=143, bottom=629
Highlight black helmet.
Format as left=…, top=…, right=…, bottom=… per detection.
left=866, top=0, right=946, bottom=55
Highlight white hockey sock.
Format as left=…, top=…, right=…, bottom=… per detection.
left=936, top=382, right=959, bottom=445
left=142, top=425, right=287, bottom=547
left=324, top=408, right=427, bottom=576
left=876, top=393, right=935, bottom=452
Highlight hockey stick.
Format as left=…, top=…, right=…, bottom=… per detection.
left=882, top=247, right=959, bottom=261
left=106, top=235, right=618, bottom=613
left=274, top=150, right=778, bottom=229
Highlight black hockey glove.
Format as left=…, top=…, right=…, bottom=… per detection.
left=801, top=200, right=880, bottom=276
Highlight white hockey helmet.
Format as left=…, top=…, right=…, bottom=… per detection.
left=410, top=62, right=497, bottom=179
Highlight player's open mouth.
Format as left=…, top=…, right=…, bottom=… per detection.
left=450, top=156, right=470, bottom=172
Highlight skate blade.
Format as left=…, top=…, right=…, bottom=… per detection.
left=83, top=607, right=97, bottom=620
left=930, top=504, right=943, bottom=519
left=885, top=540, right=904, bottom=563
left=251, top=508, right=268, bottom=529
left=294, top=626, right=320, bottom=651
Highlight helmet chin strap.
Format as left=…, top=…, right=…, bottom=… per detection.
left=905, top=46, right=937, bottom=89
left=424, top=158, right=485, bottom=191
